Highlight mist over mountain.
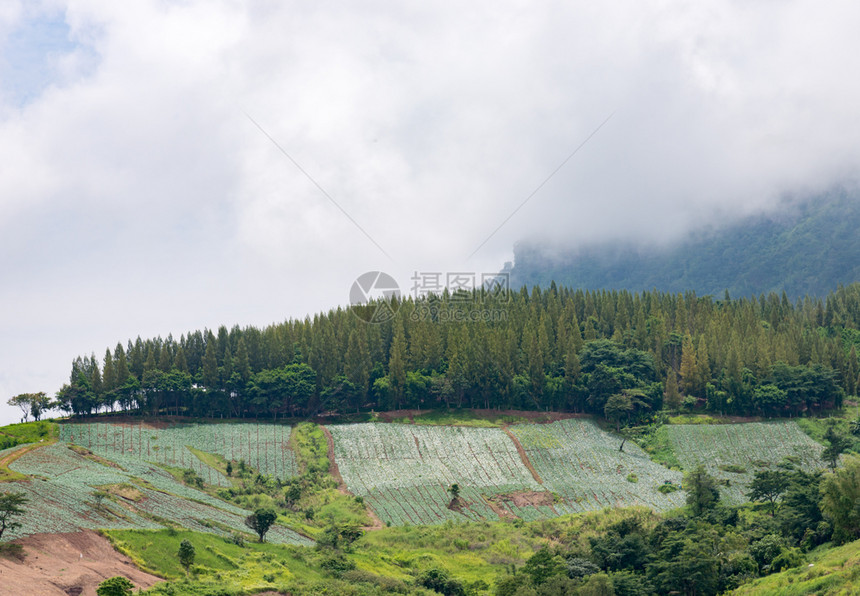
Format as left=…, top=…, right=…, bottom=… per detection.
left=507, top=188, right=860, bottom=298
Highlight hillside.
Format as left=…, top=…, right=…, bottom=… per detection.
left=0, top=413, right=855, bottom=595
left=507, top=188, right=860, bottom=298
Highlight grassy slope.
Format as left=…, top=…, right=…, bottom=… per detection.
left=109, top=507, right=659, bottom=595
left=0, top=420, right=58, bottom=482
left=733, top=539, right=860, bottom=595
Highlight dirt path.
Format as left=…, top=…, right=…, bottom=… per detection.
left=0, top=530, right=162, bottom=596
left=318, top=424, right=385, bottom=531
left=503, top=427, right=543, bottom=484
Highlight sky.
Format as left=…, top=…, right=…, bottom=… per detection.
left=1, top=0, right=860, bottom=425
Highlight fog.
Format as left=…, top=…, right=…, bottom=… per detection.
left=1, top=0, right=859, bottom=423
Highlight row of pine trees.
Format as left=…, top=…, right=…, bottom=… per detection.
left=56, top=283, right=860, bottom=420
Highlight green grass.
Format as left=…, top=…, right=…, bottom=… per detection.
left=0, top=420, right=58, bottom=447
left=635, top=425, right=682, bottom=470
left=667, top=414, right=731, bottom=425
left=733, top=538, right=860, bottom=595
left=186, top=446, right=231, bottom=477
left=110, top=507, right=660, bottom=595
left=352, top=507, right=661, bottom=587
left=105, top=528, right=322, bottom=591
left=392, top=409, right=529, bottom=427
left=796, top=410, right=860, bottom=454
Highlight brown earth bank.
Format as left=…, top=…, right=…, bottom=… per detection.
left=491, top=490, right=558, bottom=508
left=319, top=425, right=385, bottom=531
left=0, top=530, right=162, bottom=596
left=375, top=408, right=586, bottom=424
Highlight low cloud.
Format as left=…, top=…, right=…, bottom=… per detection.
left=1, top=0, right=859, bottom=422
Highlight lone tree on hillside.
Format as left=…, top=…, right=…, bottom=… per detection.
left=245, top=508, right=277, bottom=542
left=178, top=539, right=195, bottom=574
left=0, top=491, right=28, bottom=541
left=7, top=392, right=51, bottom=422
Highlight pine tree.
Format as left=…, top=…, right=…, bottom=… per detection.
left=679, top=333, right=698, bottom=396
left=665, top=369, right=682, bottom=411
left=388, top=320, right=407, bottom=410
left=102, top=349, right=117, bottom=395
left=696, top=335, right=711, bottom=390
left=235, top=337, right=252, bottom=383
left=158, top=343, right=172, bottom=371
left=345, top=329, right=370, bottom=406
left=115, top=345, right=130, bottom=386
left=130, top=338, right=145, bottom=380
left=174, top=346, right=189, bottom=373
left=202, top=333, right=219, bottom=389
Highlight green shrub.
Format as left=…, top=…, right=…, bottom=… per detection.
left=96, top=576, right=135, bottom=596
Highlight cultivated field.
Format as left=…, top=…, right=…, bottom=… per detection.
left=0, top=417, right=833, bottom=540
left=60, top=421, right=298, bottom=484
left=510, top=419, right=686, bottom=517
left=0, top=424, right=309, bottom=545
left=665, top=421, right=825, bottom=503
left=330, top=420, right=686, bottom=525
left=330, top=423, right=540, bottom=524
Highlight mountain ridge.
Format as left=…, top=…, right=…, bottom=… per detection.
left=507, top=188, right=860, bottom=298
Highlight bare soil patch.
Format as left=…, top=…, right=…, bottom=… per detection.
left=102, top=483, right=145, bottom=502
left=319, top=424, right=346, bottom=488
left=503, top=427, right=543, bottom=484
left=0, top=530, right=161, bottom=596
left=491, top=490, right=557, bottom=508
left=376, top=409, right=428, bottom=423
left=483, top=498, right=517, bottom=520
left=473, top=409, right=584, bottom=423
left=446, top=496, right=467, bottom=513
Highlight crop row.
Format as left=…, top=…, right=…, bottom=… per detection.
left=330, top=421, right=687, bottom=526
left=59, top=421, right=298, bottom=484
left=330, top=423, right=541, bottom=525
left=3, top=442, right=311, bottom=545
left=665, top=421, right=825, bottom=503
left=511, top=420, right=686, bottom=514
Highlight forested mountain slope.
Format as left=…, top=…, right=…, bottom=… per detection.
left=508, top=189, right=860, bottom=298
left=55, top=282, right=860, bottom=422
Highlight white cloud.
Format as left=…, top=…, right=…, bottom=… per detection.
left=2, top=0, right=860, bottom=423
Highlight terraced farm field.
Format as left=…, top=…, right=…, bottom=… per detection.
left=330, top=420, right=686, bottom=526
left=665, top=421, right=825, bottom=503
left=0, top=441, right=311, bottom=544
left=510, top=419, right=686, bottom=517
left=60, top=421, right=298, bottom=484
left=330, top=423, right=541, bottom=524
left=0, top=417, right=832, bottom=540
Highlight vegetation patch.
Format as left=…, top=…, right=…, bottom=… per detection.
left=102, top=483, right=145, bottom=502
left=389, top=409, right=531, bottom=427
left=666, top=421, right=824, bottom=504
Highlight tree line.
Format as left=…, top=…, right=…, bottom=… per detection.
left=49, top=283, right=860, bottom=420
